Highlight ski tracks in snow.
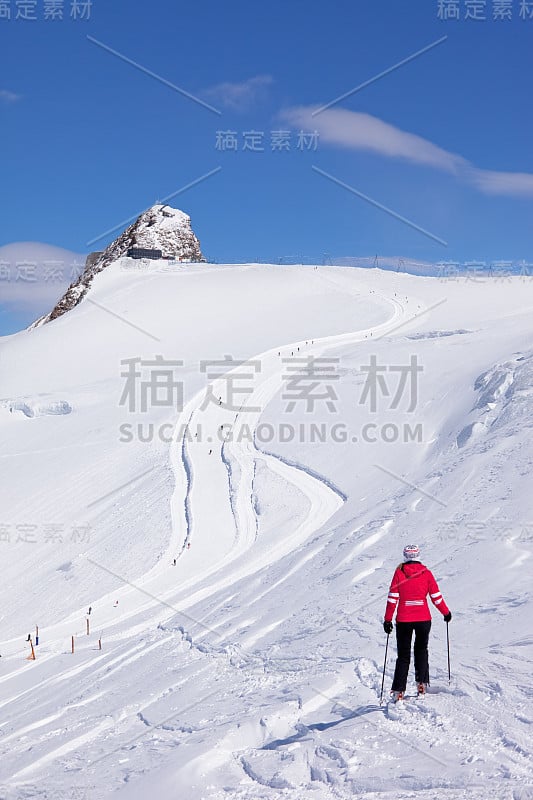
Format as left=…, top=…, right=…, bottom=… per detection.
left=167, top=291, right=407, bottom=594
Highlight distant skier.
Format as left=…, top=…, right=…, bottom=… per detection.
left=173, top=558, right=177, bottom=566
left=383, top=545, right=451, bottom=701
left=88, top=606, right=92, bottom=615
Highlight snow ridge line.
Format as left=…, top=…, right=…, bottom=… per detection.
left=180, top=416, right=194, bottom=551
left=220, top=438, right=240, bottom=545
left=251, top=458, right=259, bottom=542
left=255, top=444, right=348, bottom=504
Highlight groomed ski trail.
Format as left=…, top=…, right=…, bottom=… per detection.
left=161, top=292, right=407, bottom=600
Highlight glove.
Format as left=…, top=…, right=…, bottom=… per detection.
left=383, top=620, right=393, bottom=634
left=444, top=612, right=452, bottom=622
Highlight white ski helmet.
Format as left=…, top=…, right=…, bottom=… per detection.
left=403, top=544, right=420, bottom=561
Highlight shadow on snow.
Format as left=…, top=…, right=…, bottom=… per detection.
left=262, top=703, right=384, bottom=750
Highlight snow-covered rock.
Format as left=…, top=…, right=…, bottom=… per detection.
left=33, top=204, right=204, bottom=326
left=3, top=398, right=72, bottom=417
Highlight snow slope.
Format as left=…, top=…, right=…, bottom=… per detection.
left=0, top=261, right=532, bottom=800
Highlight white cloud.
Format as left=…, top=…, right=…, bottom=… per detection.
left=282, top=106, right=466, bottom=174
left=0, top=89, right=21, bottom=103
left=467, top=168, right=533, bottom=197
left=281, top=105, right=533, bottom=198
left=0, top=242, right=86, bottom=315
left=203, top=75, right=273, bottom=111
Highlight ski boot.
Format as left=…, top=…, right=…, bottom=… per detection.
left=390, top=690, right=404, bottom=703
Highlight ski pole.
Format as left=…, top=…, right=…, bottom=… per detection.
left=446, top=621, right=451, bottom=685
left=379, top=633, right=390, bottom=705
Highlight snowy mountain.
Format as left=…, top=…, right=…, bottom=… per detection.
left=32, top=204, right=204, bottom=326
left=0, top=258, right=532, bottom=800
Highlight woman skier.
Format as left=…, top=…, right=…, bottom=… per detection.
left=383, top=544, right=451, bottom=701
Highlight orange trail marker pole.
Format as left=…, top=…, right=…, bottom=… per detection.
left=26, top=637, right=36, bottom=661
left=98, top=637, right=102, bottom=651
left=71, top=636, right=75, bottom=654
left=86, top=618, right=90, bottom=636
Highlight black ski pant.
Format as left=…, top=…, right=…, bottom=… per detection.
left=391, top=620, right=431, bottom=692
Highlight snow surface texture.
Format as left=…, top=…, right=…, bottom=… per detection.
left=0, top=259, right=532, bottom=800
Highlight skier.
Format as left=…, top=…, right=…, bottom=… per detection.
left=383, top=544, right=451, bottom=701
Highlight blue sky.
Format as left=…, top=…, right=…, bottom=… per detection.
left=1, top=0, right=532, bottom=332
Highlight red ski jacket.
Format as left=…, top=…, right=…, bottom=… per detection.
left=384, top=561, right=450, bottom=623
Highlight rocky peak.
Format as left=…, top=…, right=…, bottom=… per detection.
left=95, top=204, right=204, bottom=271
left=33, top=204, right=204, bottom=326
